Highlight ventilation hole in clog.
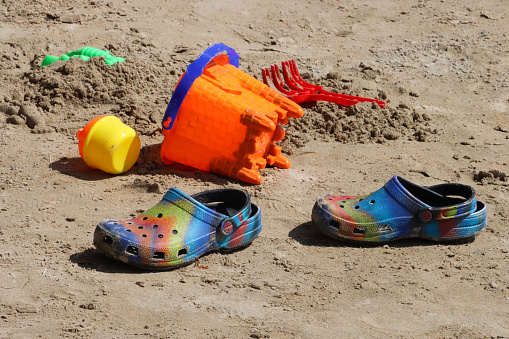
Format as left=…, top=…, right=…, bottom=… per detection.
left=153, top=225, right=158, bottom=229
left=127, top=222, right=132, bottom=225
left=142, top=217, right=148, bottom=220
left=126, top=246, right=138, bottom=256
left=370, top=200, right=375, bottom=204
left=113, top=222, right=119, bottom=225
left=359, top=198, right=363, bottom=201
left=325, top=197, right=332, bottom=201
left=339, top=205, right=344, bottom=208
left=103, top=235, right=113, bottom=245
left=354, top=205, right=360, bottom=209
left=340, top=201, right=346, bottom=203
left=157, top=213, right=163, bottom=218
left=158, top=234, right=163, bottom=238
left=126, top=229, right=131, bottom=232
left=153, top=252, right=165, bottom=260
left=178, top=248, right=187, bottom=256
left=353, top=227, right=365, bottom=234
left=172, top=230, right=178, bottom=234
left=138, top=226, right=143, bottom=229
left=329, top=220, right=340, bottom=229
left=142, top=234, right=147, bottom=238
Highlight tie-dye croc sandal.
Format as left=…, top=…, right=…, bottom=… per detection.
left=312, top=176, right=487, bottom=243
left=94, top=187, right=261, bottom=269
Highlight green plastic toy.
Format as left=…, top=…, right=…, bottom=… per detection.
left=41, top=47, right=125, bottom=67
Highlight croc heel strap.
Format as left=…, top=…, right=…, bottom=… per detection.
left=165, top=188, right=252, bottom=234
left=94, top=187, right=261, bottom=270
left=386, top=177, right=477, bottom=223
left=217, top=202, right=262, bottom=249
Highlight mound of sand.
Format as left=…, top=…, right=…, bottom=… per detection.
left=280, top=101, right=436, bottom=154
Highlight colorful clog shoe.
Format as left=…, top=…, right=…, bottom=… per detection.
left=94, top=188, right=261, bottom=269
left=312, top=176, right=487, bottom=243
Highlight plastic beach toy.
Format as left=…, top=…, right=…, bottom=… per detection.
left=41, top=47, right=125, bottom=67
left=160, top=43, right=304, bottom=185
left=77, top=116, right=140, bottom=174
left=262, top=59, right=386, bottom=108
left=94, top=187, right=262, bottom=269
left=312, top=176, right=487, bottom=243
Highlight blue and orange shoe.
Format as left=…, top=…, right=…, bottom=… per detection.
left=94, top=188, right=261, bottom=269
left=312, top=176, right=487, bottom=243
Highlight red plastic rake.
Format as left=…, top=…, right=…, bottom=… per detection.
left=261, top=59, right=386, bottom=108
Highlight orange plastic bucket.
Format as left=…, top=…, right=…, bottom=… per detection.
left=160, top=43, right=303, bottom=184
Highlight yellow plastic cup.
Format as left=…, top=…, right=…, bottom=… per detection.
left=77, top=116, right=141, bottom=174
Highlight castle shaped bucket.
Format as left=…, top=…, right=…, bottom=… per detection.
left=160, top=43, right=303, bottom=184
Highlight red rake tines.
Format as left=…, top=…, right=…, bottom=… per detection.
left=261, top=59, right=386, bottom=108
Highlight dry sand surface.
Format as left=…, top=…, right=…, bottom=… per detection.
left=1, top=0, right=509, bottom=337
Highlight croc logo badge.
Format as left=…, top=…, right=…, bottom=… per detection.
left=420, top=210, right=433, bottom=222
left=220, top=219, right=234, bottom=235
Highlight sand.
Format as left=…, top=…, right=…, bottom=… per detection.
left=1, top=0, right=508, bottom=337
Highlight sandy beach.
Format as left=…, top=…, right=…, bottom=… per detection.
left=0, top=0, right=508, bottom=337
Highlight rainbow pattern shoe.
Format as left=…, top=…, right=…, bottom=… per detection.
left=312, top=176, right=487, bottom=243
left=94, top=188, right=261, bottom=269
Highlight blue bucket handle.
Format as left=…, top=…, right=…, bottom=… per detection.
left=162, top=43, right=240, bottom=130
